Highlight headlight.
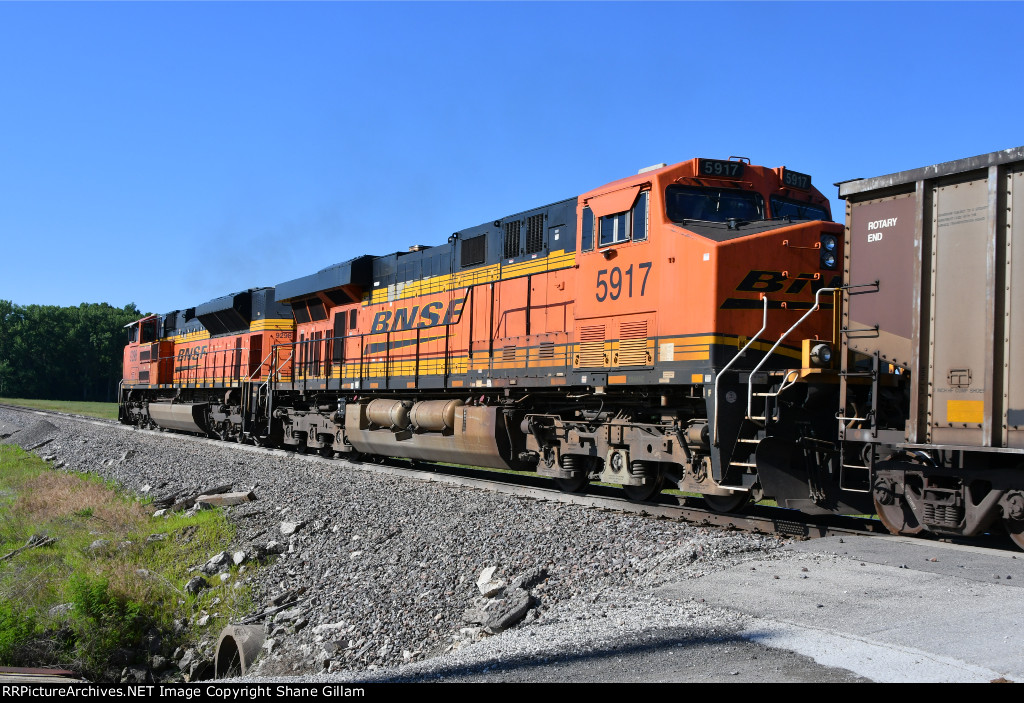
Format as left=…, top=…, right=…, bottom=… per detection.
left=810, top=343, right=832, bottom=367
left=820, top=234, right=839, bottom=269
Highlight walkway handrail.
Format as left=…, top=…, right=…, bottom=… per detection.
left=745, top=287, right=840, bottom=420
left=713, top=296, right=768, bottom=446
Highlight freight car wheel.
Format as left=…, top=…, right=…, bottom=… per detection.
left=873, top=477, right=923, bottom=535
left=701, top=492, right=750, bottom=513
left=553, top=455, right=591, bottom=493
left=553, top=475, right=589, bottom=494
left=622, top=477, right=664, bottom=502
left=1004, top=519, right=1024, bottom=550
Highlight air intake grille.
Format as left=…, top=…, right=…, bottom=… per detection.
left=538, top=342, right=555, bottom=359
left=617, top=321, right=650, bottom=366
left=526, top=214, right=544, bottom=254
left=577, top=325, right=607, bottom=368
left=503, top=221, right=521, bottom=259
left=461, top=234, right=486, bottom=267
left=620, top=321, right=648, bottom=339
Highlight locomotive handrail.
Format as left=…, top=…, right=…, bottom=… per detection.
left=263, top=345, right=293, bottom=436
left=745, top=286, right=841, bottom=422
left=240, top=347, right=279, bottom=435
left=247, top=348, right=277, bottom=382
left=712, top=296, right=768, bottom=446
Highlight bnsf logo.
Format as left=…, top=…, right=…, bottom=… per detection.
left=370, top=297, right=466, bottom=334
left=177, top=345, right=208, bottom=362
left=735, top=270, right=842, bottom=295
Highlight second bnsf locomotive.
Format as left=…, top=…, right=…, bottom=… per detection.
left=120, top=148, right=1024, bottom=549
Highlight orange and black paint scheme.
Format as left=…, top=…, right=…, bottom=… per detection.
left=121, top=156, right=865, bottom=514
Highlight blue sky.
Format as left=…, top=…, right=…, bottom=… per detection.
left=1, top=1, right=1021, bottom=315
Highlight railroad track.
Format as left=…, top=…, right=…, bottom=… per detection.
left=0, top=402, right=1012, bottom=551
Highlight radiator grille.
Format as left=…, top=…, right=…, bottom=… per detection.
left=526, top=214, right=544, bottom=254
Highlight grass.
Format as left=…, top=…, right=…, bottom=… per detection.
left=0, top=397, right=119, bottom=421
left=0, top=444, right=255, bottom=680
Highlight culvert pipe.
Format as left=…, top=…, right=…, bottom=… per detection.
left=214, top=625, right=265, bottom=678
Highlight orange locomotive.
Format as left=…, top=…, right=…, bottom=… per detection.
left=122, top=156, right=859, bottom=512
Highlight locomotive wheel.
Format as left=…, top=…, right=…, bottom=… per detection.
left=873, top=477, right=923, bottom=535
left=702, top=492, right=751, bottom=514
left=553, top=474, right=589, bottom=494
left=1004, top=519, right=1024, bottom=550
left=622, top=476, right=664, bottom=502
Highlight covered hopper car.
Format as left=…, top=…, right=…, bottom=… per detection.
left=119, top=147, right=1024, bottom=548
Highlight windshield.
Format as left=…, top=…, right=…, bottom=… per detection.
left=665, top=185, right=765, bottom=223
left=770, top=196, right=829, bottom=221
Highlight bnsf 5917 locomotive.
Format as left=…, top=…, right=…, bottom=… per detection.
left=120, top=147, right=1024, bottom=549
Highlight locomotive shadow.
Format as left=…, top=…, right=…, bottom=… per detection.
left=359, top=627, right=778, bottom=683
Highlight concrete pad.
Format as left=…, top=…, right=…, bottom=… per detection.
left=655, top=536, right=1024, bottom=682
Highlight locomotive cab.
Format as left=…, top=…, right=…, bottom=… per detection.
left=559, top=157, right=846, bottom=505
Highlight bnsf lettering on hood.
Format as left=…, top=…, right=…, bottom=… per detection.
left=370, top=297, right=466, bottom=334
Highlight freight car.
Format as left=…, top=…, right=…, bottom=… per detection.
left=828, top=147, right=1024, bottom=548
left=118, top=147, right=1024, bottom=549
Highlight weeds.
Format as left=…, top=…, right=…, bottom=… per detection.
left=0, top=602, right=38, bottom=664
left=0, top=444, right=254, bottom=680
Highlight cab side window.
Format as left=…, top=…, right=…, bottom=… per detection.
left=598, top=190, right=649, bottom=247
left=633, top=191, right=648, bottom=241
left=581, top=207, right=594, bottom=251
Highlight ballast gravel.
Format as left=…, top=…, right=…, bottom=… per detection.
left=0, top=407, right=860, bottom=682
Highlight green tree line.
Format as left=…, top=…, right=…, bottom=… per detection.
left=0, top=301, right=143, bottom=402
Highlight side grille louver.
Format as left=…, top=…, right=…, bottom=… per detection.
left=577, top=325, right=607, bottom=367
left=617, top=320, right=650, bottom=366
left=503, top=221, right=521, bottom=259
left=526, top=214, right=544, bottom=254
